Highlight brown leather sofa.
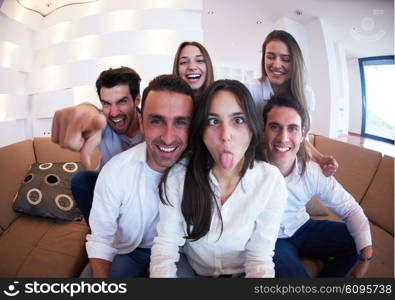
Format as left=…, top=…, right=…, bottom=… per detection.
left=0, top=136, right=393, bottom=277
left=303, top=135, right=394, bottom=277
left=0, top=138, right=98, bottom=277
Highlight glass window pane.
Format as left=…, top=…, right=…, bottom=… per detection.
left=363, top=64, right=395, bottom=141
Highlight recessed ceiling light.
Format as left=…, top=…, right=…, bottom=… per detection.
left=295, top=10, right=303, bottom=16
left=207, top=10, right=214, bottom=15
left=256, top=20, right=263, bottom=24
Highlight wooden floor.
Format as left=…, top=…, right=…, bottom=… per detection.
left=336, top=133, right=394, bottom=157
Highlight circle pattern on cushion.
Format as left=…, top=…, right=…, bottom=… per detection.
left=63, top=162, right=78, bottom=173
left=27, top=188, right=43, bottom=205
left=13, top=161, right=84, bottom=221
left=23, top=173, right=34, bottom=184
left=55, top=194, right=74, bottom=211
left=39, top=163, right=53, bottom=170
left=45, top=174, right=60, bottom=186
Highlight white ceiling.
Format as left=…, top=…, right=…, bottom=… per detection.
left=202, top=0, right=394, bottom=66
left=12, top=0, right=394, bottom=63
left=16, top=0, right=97, bottom=16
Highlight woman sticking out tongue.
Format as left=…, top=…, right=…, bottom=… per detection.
left=220, top=152, right=234, bottom=170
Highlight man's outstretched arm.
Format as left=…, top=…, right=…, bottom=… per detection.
left=51, top=104, right=106, bottom=168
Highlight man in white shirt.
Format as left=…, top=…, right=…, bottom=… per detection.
left=85, top=74, right=194, bottom=277
left=262, top=96, right=373, bottom=277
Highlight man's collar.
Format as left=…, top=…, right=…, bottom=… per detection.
left=285, top=157, right=299, bottom=179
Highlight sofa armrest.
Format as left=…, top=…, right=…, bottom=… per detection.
left=360, top=155, right=394, bottom=235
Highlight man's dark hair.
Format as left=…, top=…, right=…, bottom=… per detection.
left=262, top=95, right=310, bottom=175
left=96, top=66, right=141, bottom=101
left=140, top=74, right=194, bottom=115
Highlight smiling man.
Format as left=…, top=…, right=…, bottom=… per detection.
left=96, top=67, right=144, bottom=166
left=85, top=74, right=194, bottom=278
left=52, top=66, right=143, bottom=169
left=52, top=67, right=144, bottom=223
left=262, top=95, right=372, bottom=278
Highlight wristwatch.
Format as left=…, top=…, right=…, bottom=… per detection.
left=358, top=255, right=373, bottom=262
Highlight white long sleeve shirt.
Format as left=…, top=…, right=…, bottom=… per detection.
left=279, top=160, right=372, bottom=252
left=86, top=142, right=162, bottom=261
left=247, top=78, right=315, bottom=123
left=150, top=160, right=288, bottom=278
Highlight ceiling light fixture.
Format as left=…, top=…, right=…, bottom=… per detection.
left=295, top=10, right=303, bottom=16
left=256, top=20, right=263, bottom=24
left=207, top=10, right=214, bottom=15
left=16, top=0, right=98, bottom=17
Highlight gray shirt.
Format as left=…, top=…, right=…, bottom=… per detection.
left=98, top=125, right=144, bottom=169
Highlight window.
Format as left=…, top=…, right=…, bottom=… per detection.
left=359, top=56, right=395, bottom=144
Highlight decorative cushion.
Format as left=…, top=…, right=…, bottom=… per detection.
left=13, top=162, right=83, bottom=221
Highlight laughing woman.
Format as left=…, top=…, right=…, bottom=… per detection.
left=172, top=41, right=215, bottom=101
left=150, top=79, right=287, bottom=278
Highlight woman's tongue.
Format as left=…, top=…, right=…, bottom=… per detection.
left=220, top=152, right=234, bottom=169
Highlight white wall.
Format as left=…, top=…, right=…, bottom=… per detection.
left=0, top=6, right=35, bottom=146
left=332, top=42, right=350, bottom=136
left=274, top=17, right=312, bottom=83
left=347, top=57, right=363, bottom=134
left=0, top=0, right=203, bottom=146
left=280, top=18, right=331, bottom=136
left=299, top=18, right=351, bottom=138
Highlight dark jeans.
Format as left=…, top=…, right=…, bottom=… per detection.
left=274, top=219, right=358, bottom=277
left=109, top=249, right=194, bottom=278
left=72, top=171, right=195, bottom=278
left=71, top=170, right=98, bottom=225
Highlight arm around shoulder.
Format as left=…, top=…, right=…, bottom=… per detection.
left=306, top=140, right=338, bottom=177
